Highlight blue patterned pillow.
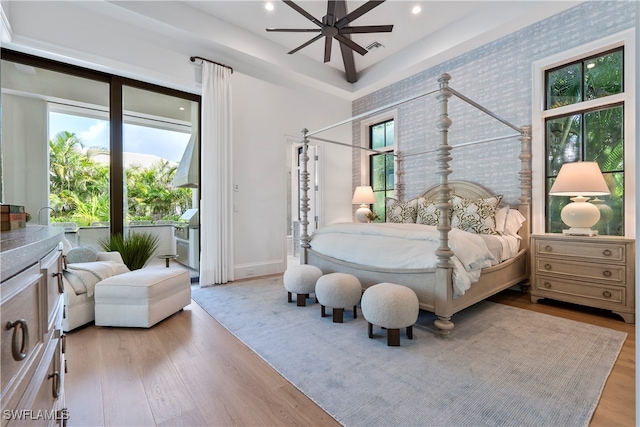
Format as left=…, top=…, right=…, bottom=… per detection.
left=65, top=246, right=98, bottom=264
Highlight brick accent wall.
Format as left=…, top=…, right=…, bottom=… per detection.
left=351, top=1, right=635, bottom=207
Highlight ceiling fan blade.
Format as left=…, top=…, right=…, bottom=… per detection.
left=326, top=0, right=337, bottom=26
left=339, top=41, right=357, bottom=83
left=287, top=34, right=324, bottom=55
left=266, top=28, right=322, bottom=32
left=335, top=0, right=386, bottom=29
left=324, top=36, right=332, bottom=63
left=335, top=0, right=357, bottom=83
left=282, top=0, right=323, bottom=28
left=339, top=24, right=393, bottom=34
left=335, top=34, right=368, bottom=56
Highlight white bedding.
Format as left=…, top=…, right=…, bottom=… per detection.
left=310, top=222, right=516, bottom=296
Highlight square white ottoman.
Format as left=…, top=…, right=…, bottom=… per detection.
left=94, top=268, right=191, bottom=328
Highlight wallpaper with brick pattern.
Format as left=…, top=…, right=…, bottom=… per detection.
left=351, top=1, right=636, bottom=207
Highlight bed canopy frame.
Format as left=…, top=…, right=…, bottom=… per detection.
left=297, top=73, right=532, bottom=333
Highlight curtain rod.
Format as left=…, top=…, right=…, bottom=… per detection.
left=190, top=56, right=234, bottom=74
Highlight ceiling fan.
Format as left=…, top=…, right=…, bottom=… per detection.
left=266, top=0, right=393, bottom=83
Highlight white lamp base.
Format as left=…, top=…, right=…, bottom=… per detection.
left=355, top=206, right=371, bottom=223
left=559, top=196, right=601, bottom=237
left=562, top=228, right=599, bottom=236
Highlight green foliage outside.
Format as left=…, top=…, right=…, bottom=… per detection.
left=98, top=232, right=160, bottom=270
left=47, top=131, right=192, bottom=226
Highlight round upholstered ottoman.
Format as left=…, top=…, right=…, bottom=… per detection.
left=315, top=273, right=362, bottom=323
left=283, top=264, right=323, bottom=306
left=361, top=283, right=419, bottom=346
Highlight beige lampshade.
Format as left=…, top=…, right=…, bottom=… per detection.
left=549, top=162, right=610, bottom=196
left=352, top=186, right=376, bottom=204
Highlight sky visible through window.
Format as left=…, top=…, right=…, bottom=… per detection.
left=49, top=112, right=190, bottom=164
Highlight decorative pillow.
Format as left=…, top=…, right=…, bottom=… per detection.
left=385, top=198, right=418, bottom=223
left=451, top=194, right=503, bottom=235
left=416, top=198, right=441, bottom=226
left=65, top=246, right=98, bottom=264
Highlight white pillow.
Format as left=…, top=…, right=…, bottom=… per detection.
left=504, top=209, right=527, bottom=239
left=494, top=206, right=510, bottom=234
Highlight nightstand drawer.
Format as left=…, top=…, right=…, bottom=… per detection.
left=533, top=276, right=625, bottom=307
left=535, top=258, right=626, bottom=284
left=535, top=239, right=625, bottom=262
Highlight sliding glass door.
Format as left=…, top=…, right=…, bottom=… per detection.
left=1, top=50, right=200, bottom=268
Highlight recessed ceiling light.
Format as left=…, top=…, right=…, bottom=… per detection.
left=412, top=5, right=421, bottom=15
left=179, top=107, right=185, bottom=111
left=265, top=2, right=274, bottom=11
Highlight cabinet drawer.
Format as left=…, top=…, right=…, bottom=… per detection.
left=41, top=248, right=63, bottom=331
left=533, top=276, right=625, bottom=307
left=535, top=258, right=625, bottom=284
left=9, top=338, right=61, bottom=427
left=535, top=239, right=625, bottom=262
left=1, top=265, right=45, bottom=405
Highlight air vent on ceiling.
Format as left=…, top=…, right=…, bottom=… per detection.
left=366, top=41, right=385, bottom=51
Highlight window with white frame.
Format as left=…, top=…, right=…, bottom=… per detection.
left=532, top=30, right=635, bottom=238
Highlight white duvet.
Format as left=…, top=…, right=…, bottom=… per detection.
left=309, top=222, right=497, bottom=296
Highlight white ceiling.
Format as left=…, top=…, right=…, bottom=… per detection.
left=3, top=0, right=582, bottom=101
left=176, top=0, right=582, bottom=98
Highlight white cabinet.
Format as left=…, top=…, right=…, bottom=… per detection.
left=1, top=229, right=66, bottom=426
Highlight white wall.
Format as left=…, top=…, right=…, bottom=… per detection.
left=1, top=0, right=352, bottom=279
left=231, top=73, right=350, bottom=278
left=2, top=94, right=49, bottom=220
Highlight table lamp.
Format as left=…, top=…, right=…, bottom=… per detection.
left=549, top=161, right=610, bottom=236
left=352, top=186, right=376, bottom=223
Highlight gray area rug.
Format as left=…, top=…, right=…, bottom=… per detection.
left=191, top=276, right=626, bottom=427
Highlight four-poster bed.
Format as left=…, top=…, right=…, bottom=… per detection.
left=298, top=73, right=532, bottom=334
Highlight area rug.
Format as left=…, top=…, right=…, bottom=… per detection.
left=191, top=276, right=626, bottom=427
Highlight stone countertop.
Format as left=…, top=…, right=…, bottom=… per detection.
left=1, top=226, right=63, bottom=282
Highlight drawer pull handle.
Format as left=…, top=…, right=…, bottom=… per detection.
left=61, top=334, right=67, bottom=354
left=603, top=270, right=612, bottom=277
left=48, top=371, right=61, bottom=398
left=6, top=319, right=29, bottom=361
left=603, top=291, right=612, bottom=298
left=54, top=271, right=64, bottom=294
left=603, top=249, right=612, bottom=256
left=544, top=263, right=552, bottom=270
left=543, top=282, right=552, bottom=289
left=544, top=245, right=552, bottom=252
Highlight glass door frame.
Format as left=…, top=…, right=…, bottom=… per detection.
left=2, top=48, right=201, bottom=236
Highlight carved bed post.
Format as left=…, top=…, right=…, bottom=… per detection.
left=518, top=125, right=532, bottom=286
left=434, top=73, right=455, bottom=335
left=395, top=152, right=404, bottom=201
left=299, top=129, right=311, bottom=264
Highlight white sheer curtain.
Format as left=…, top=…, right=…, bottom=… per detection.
left=199, top=61, right=234, bottom=286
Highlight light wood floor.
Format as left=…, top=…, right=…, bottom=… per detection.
left=65, top=282, right=635, bottom=427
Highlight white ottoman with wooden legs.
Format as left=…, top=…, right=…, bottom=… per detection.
left=361, top=282, right=419, bottom=346
left=283, top=264, right=323, bottom=307
left=315, top=273, right=362, bottom=323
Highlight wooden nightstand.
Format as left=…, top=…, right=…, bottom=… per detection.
left=530, top=233, right=635, bottom=323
